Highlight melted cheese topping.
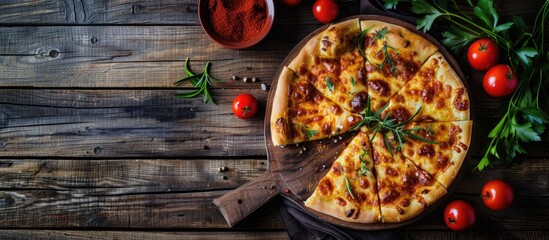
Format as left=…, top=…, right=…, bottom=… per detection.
left=370, top=132, right=447, bottom=222
left=401, top=121, right=472, bottom=188
left=305, top=132, right=382, bottom=223
left=383, top=52, right=470, bottom=122
left=360, top=20, right=438, bottom=112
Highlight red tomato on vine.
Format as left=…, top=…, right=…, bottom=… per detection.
left=468, top=38, right=500, bottom=71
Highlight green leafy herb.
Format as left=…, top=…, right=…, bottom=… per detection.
left=326, top=77, right=335, bottom=92
left=305, top=128, right=319, bottom=139
left=373, top=27, right=389, bottom=41
left=357, top=148, right=370, bottom=177
left=173, top=58, right=217, bottom=104
left=352, top=96, right=437, bottom=156
left=378, top=44, right=399, bottom=77
left=341, top=165, right=355, bottom=199
left=383, top=0, right=402, bottom=10
left=293, top=123, right=319, bottom=140
left=353, top=29, right=368, bottom=59
left=402, top=0, right=549, bottom=170
left=350, top=76, right=357, bottom=86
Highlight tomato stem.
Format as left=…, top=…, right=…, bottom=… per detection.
left=482, top=191, right=491, bottom=199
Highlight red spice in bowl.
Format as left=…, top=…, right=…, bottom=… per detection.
left=199, top=0, right=274, bottom=48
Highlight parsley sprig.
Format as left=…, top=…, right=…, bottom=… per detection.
left=352, top=97, right=436, bottom=156
left=385, top=0, right=549, bottom=170
left=173, top=58, right=217, bottom=104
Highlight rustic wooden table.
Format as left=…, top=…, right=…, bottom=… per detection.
left=0, top=0, right=547, bottom=239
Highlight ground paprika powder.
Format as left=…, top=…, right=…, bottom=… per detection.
left=208, top=0, right=267, bottom=42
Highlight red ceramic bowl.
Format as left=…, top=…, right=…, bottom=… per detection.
left=198, top=0, right=275, bottom=49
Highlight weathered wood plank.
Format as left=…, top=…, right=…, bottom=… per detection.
left=0, top=0, right=539, bottom=25
left=0, top=89, right=268, bottom=157
left=0, top=189, right=284, bottom=229
left=0, top=159, right=267, bottom=192
left=1, top=88, right=547, bottom=158
left=0, top=230, right=290, bottom=240
left=0, top=0, right=357, bottom=25
left=0, top=186, right=544, bottom=230
left=0, top=0, right=199, bottom=25
left=0, top=25, right=323, bottom=88
left=0, top=158, right=545, bottom=230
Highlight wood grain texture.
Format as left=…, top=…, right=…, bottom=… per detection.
left=0, top=189, right=283, bottom=229
left=0, top=159, right=267, bottom=191
left=0, top=88, right=268, bottom=157
left=0, top=26, right=290, bottom=88
left=0, top=0, right=540, bottom=25
left=0, top=230, right=290, bottom=240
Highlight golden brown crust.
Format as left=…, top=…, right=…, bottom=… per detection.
left=270, top=67, right=293, bottom=146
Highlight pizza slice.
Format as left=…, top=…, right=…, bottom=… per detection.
left=288, top=18, right=370, bottom=113
left=400, top=121, right=472, bottom=188
left=382, top=52, right=470, bottom=123
left=370, top=131, right=447, bottom=222
left=305, top=131, right=382, bottom=223
left=270, top=67, right=362, bottom=146
left=359, top=20, right=438, bottom=112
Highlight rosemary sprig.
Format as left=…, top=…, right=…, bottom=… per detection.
left=352, top=96, right=437, bottom=156
left=326, top=76, right=335, bottom=92
left=378, top=44, right=399, bottom=77
left=173, top=58, right=217, bottom=104
left=373, top=27, right=389, bottom=41
left=350, top=76, right=357, bottom=87
left=353, top=25, right=375, bottom=59
left=357, top=148, right=370, bottom=177
left=354, top=26, right=399, bottom=78
left=341, top=165, right=355, bottom=199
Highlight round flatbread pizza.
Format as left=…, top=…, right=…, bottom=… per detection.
left=270, top=17, right=471, bottom=224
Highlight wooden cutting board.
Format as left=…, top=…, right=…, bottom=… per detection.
left=213, top=15, right=470, bottom=230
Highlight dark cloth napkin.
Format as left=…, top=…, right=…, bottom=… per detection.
left=279, top=197, right=402, bottom=240
left=278, top=1, right=425, bottom=239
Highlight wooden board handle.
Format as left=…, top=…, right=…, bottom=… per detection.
left=213, top=172, right=281, bottom=227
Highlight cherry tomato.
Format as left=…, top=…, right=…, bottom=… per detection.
left=467, top=38, right=499, bottom=71
left=312, top=0, right=339, bottom=24
left=481, top=179, right=514, bottom=211
left=444, top=200, right=477, bottom=231
left=232, top=94, right=258, bottom=119
left=279, top=0, right=302, bottom=6
left=483, top=64, right=518, bottom=97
